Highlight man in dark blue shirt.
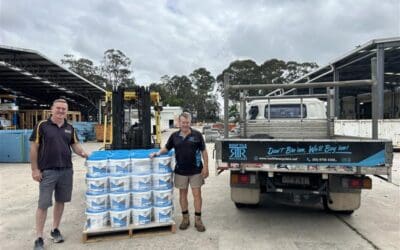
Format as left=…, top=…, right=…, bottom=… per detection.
left=151, top=112, right=209, bottom=232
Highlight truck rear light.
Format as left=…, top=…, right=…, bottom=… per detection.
left=362, top=178, right=372, bottom=189
left=231, top=174, right=238, bottom=184
left=349, top=179, right=362, bottom=188
left=239, top=174, right=250, bottom=184
left=231, top=173, right=250, bottom=185
left=343, top=177, right=372, bottom=189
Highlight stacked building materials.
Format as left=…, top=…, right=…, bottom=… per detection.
left=84, top=149, right=174, bottom=230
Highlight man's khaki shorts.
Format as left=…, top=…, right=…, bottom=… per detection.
left=174, top=173, right=204, bottom=189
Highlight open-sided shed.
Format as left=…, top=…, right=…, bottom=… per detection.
left=291, top=37, right=400, bottom=119
left=0, top=45, right=106, bottom=118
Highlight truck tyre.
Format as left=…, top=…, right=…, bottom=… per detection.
left=234, top=202, right=246, bottom=209
left=234, top=202, right=259, bottom=209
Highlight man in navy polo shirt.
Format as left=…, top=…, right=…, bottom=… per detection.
left=151, top=112, right=209, bottom=232
left=30, top=99, right=88, bottom=250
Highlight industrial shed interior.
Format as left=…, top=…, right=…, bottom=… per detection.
left=0, top=45, right=105, bottom=128
left=291, top=37, right=400, bottom=119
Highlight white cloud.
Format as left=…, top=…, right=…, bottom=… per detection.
left=1, top=0, right=399, bottom=84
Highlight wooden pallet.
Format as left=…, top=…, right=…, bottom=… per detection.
left=82, top=221, right=176, bottom=243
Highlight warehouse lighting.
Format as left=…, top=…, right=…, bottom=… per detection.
left=7, top=64, right=23, bottom=72
left=385, top=72, right=395, bottom=75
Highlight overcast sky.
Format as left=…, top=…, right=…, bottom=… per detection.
left=1, top=0, right=399, bottom=84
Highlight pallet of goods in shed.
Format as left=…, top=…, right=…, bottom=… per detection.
left=17, top=109, right=81, bottom=129
left=82, top=149, right=176, bottom=242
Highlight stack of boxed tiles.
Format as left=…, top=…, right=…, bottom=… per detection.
left=84, top=149, right=174, bottom=231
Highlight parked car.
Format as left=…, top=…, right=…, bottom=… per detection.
left=205, top=129, right=220, bottom=143
left=229, top=126, right=240, bottom=137
left=202, top=125, right=212, bottom=134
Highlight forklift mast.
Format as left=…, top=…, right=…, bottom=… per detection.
left=105, top=86, right=161, bottom=150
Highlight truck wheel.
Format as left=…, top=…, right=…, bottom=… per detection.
left=247, top=203, right=259, bottom=208
left=322, top=196, right=331, bottom=211
left=337, top=210, right=354, bottom=215
left=234, top=202, right=259, bottom=209
left=234, top=202, right=246, bottom=208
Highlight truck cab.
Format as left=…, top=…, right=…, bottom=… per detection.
left=247, top=98, right=326, bottom=121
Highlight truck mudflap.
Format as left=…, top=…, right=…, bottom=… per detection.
left=215, top=139, right=393, bottom=178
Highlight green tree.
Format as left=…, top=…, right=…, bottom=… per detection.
left=189, top=68, right=216, bottom=121
left=285, top=61, right=319, bottom=83
left=228, top=104, right=239, bottom=122
left=61, top=54, right=105, bottom=87
left=190, top=68, right=215, bottom=97
left=101, top=49, right=134, bottom=89
left=151, top=75, right=182, bottom=107
left=217, top=59, right=318, bottom=100
left=217, top=59, right=261, bottom=100
left=259, top=59, right=287, bottom=95
left=160, top=75, right=174, bottom=101
left=204, top=98, right=220, bottom=122
left=170, top=75, right=195, bottom=113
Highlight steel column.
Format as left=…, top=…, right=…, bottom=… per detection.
left=376, top=44, right=385, bottom=119
left=223, top=73, right=230, bottom=138
left=371, top=58, right=378, bottom=139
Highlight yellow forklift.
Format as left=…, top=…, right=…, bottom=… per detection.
left=102, top=86, right=162, bottom=149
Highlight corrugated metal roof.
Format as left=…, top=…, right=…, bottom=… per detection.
left=0, top=45, right=105, bottom=114
left=290, top=37, right=400, bottom=97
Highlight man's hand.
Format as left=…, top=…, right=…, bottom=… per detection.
left=32, top=169, right=42, bottom=182
left=149, top=152, right=159, bottom=159
left=201, top=166, right=209, bottom=179
left=81, top=152, right=89, bottom=159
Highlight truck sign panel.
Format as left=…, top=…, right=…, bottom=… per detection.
left=222, top=140, right=387, bottom=166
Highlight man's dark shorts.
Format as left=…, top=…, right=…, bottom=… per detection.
left=38, top=168, right=73, bottom=209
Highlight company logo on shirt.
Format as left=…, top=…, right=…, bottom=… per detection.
left=65, top=129, right=72, bottom=134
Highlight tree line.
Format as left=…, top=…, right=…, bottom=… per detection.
left=61, top=49, right=318, bottom=122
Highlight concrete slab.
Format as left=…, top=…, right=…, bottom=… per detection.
left=0, top=132, right=399, bottom=250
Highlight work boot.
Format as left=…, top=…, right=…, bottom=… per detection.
left=33, top=237, right=44, bottom=250
left=179, top=213, right=190, bottom=230
left=195, top=216, right=206, bottom=232
left=50, top=228, right=64, bottom=243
